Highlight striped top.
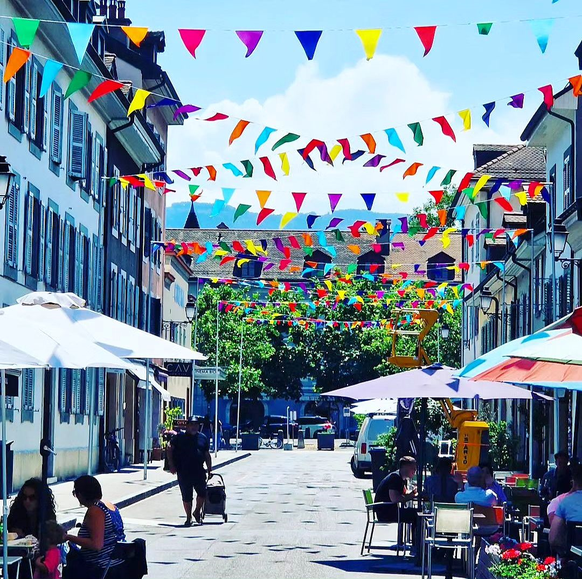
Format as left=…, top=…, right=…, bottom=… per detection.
left=77, top=501, right=123, bottom=569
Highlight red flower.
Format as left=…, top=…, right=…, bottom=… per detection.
left=537, top=564, right=547, bottom=572
left=519, top=542, right=533, bottom=551
left=502, top=549, right=521, bottom=560
left=544, top=557, right=556, bottom=565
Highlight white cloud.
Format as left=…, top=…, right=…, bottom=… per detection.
left=165, top=55, right=533, bottom=217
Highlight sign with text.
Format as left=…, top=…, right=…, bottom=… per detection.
left=193, top=367, right=226, bottom=381
left=166, top=362, right=193, bottom=377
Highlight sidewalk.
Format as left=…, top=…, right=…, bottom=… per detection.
left=53, top=450, right=250, bottom=527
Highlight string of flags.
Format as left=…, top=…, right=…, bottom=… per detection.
left=1, top=13, right=570, bottom=65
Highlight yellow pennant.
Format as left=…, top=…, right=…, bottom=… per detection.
left=473, top=175, right=491, bottom=196
left=215, top=250, right=228, bottom=257
left=363, top=222, right=376, bottom=235
left=279, top=152, right=290, bottom=176
left=119, top=178, right=129, bottom=189
left=442, top=227, right=457, bottom=249
left=395, top=192, right=410, bottom=203
left=280, top=212, right=297, bottom=228
left=237, top=258, right=250, bottom=267
left=137, top=173, right=156, bottom=190
left=515, top=192, right=528, bottom=206
left=446, top=303, right=454, bottom=314
left=324, top=280, right=333, bottom=291
left=416, top=288, right=425, bottom=299
left=127, top=89, right=151, bottom=116
left=330, top=144, right=342, bottom=161
left=355, top=29, right=382, bottom=60
left=480, top=261, right=488, bottom=270
left=391, top=264, right=402, bottom=270
left=337, top=290, right=346, bottom=300
left=438, top=282, right=449, bottom=293
left=458, top=109, right=472, bottom=131
left=245, top=240, right=258, bottom=256
left=452, top=286, right=460, bottom=298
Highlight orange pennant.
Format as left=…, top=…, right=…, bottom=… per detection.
left=438, top=209, right=448, bottom=226
left=229, top=119, right=251, bottom=145
left=570, top=75, right=582, bottom=97
left=360, top=133, right=376, bottom=154
left=122, top=26, right=149, bottom=47
left=347, top=245, right=362, bottom=255
left=3, top=47, right=30, bottom=83
left=206, top=165, right=217, bottom=181
left=403, top=162, right=423, bottom=179
left=302, top=233, right=313, bottom=247
left=256, top=190, right=271, bottom=209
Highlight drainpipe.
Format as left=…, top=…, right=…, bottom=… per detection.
left=548, top=110, right=576, bottom=207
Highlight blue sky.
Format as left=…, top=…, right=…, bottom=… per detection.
left=133, top=0, right=582, bottom=218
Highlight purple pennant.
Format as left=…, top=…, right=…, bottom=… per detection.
left=316, top=143, right=333, bottom=165
left=173, top=104, right=201, bottom=120
left=363, top=154, right=386, bottom=168
left=328, top=194, right=342, bottom=212
left=508, top=94, right=525, bottom=109
left=263, top=263, right=274, bottom=271
left=173, top=170, right=191, bottom=181
left=297, top=283, right=308, bottom=294
left=392, top=242, right=405, bottom=250
left=258, top=256, right=268, bottom=262
left=306, top=214, right=321, bottom=229
left=326, top=218, right=343, bottom=229
left=477, top=228, right=492, bottom=239
left=398, top=216, right=409, bottom=233
left=342, top=150, right=365, bottom=163
left=236, top=30, right=264, bottom=57
left=297, top=148, right=316, bottom=171
left=273, top=238, right=286, bottom=254
left=509, top=180, right=523, bottom=190
left=361, top=193, right=376, bottom=211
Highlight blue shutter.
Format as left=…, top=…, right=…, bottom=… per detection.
left=4, top=174, right=19, bottom=268
left=50, top=88, right=63, bottom=164
left=0, top=28, right=5, bottom=110
left=21, top=369, right=34, bottom=423
left=97, top=369, right=105, bottom=416
left=68, top=109, right=87, bottom=178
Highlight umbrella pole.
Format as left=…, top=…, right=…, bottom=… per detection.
left=415, top=398, right=427, bottom=566
left=1, top=369, right=8, bottom=579
left=144, top=243, right=153, bottom=481
left=236, top=322, right=243, bottom=452
left=214, top=302, right=219, bottom=458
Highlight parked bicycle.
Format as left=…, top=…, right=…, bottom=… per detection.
left=259, top=434, right=283, bottom=450
left=103, top=427, right=123, bottom=472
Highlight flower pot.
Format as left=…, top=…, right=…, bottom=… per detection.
left=151, top=447, right=165, bottom=461
left=241, top=433, right=261, bottom=451
left=317, top=432, right=335, bottom=450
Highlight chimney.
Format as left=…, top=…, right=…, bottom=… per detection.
left=118, top=0, right=126, bottom=20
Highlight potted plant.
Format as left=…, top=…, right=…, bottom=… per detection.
left=154, top=407, right=183, bottom=460
left=317, top=430, right=335, bottom=450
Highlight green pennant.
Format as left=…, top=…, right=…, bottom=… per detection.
left=271, top=132, right=300, bottom=151
left=408, top=225, right=421, bottom=237
left=440, top=169, right=457, bottom=187
left=333, top=229, right=344, bottom=242
left=477, top=23, right=493, bottom=35
left=219, top=241, right=231, bottom=253
left=303, top=247, right=314, bottom=257
left=347, top=264, right=357, bottom=274
left=476, top=202, right=489, bottom=219
left=13, top=18, right=40, bottom=49
left=65, top=70, right=92, bottom=99
left=189, top=184, right=200, bottom=195
left=108, top=177, right=118, bottom=187
left=462, top=187, right=476, bottom=203
left=233, top=204, right=252, bottom=222
left=241, top=160, right=254, bottom=178
left=407, top=122, right=424, bottom=146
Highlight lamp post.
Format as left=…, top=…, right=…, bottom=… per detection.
left=436, top=322, right=450, bottom=363
left=0, top=156, right=15, bottom=209
left=185, top=296, right=197, bottom=418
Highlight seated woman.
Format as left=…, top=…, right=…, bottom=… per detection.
left=64, top=476, right=125, bottom=579
left=480, top=463, right=507, bottom=505
left=8, top=478, right=57, bottom=539
left=549, top=464, right=582, bottom=555
left=423, top=457, right=462, bottom=504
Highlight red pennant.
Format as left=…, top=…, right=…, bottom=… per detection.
left=88, top=80, right=125, bottom=103
left=433, top=116, right=457, bottom=142
left=232, top=241, right=245, bottom=253
left=538, top=85, right=554, bottom=110
left=418, top=213, right=428, bottom=228
left=288, top=236, right=301, bottom=249
left=494, top=197, right=514, bottom=212
left=349, top=220, right=366, bottom=237
left=466, top=234, right=475, bottom=247
left=414, top=26, right=437, bottom=56
left=380, top=158, right=405, bottom=172
left=429, top=190, right=444, bottom=204
left=459, top=263, right=470, bottom=272
left=292, top=192, right=307, bottom=212
left=204, top=112, right=229, bottom=121
left=191, top=167, right=202, bottom=177
left=458, top=172, right=474, bottom=192
left=403, top=162, right=423, bottom=179
left=422, top=227, right=439, bottom=241
left=260, top=157, right=277, bottom=180
left=528, top=181, right=541, bottom=198
left=337, top=138, right=352, bottom=160
left=302, top=139, right=325, bottom=159
left=257, top=208, right=275, bottom=225
left=279, top=259, right=291, bottom=271
left=220, top=256, right=236, bottom=266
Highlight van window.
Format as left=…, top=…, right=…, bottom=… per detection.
left=367, top=419, right=394, bottom=442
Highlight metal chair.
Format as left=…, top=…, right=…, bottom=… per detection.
left=423, top=504, right=475, bottom=579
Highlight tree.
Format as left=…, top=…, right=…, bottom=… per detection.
left=411, top=187, right=457, bottom=227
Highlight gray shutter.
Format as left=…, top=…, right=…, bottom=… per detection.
left=45, top=209, right=53, bottom=286
left=38, top=203, right=45, bottom=281
left=5, top=177, right=19, bottom=267
left=24, top=191, right=34, bottom=275
left=59, top=370, right=67, bottom=413
left=0, top=28, right=5, bottom=110
left=50, top=89, right=63, bottom=163
left=63, top=223, right=70, bottom=291
left=29, top=61, right=37, bottom=140
left=21, top=369, right=34, bottom=422
left=23, top=60, right=30, bottom=134
left=97, top=369, right=105, bottom=416
left=68, top=109, right=87, bottom=178
left=7, top=41, right=16, bottom=122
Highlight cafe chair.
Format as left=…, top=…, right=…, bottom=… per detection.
left=423, top=504, right=475, bottom=579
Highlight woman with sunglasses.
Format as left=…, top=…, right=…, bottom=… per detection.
left=8, top=478, right=56, bottom=539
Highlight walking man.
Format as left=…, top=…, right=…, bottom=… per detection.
left=167, top=416, right=212, bottom=526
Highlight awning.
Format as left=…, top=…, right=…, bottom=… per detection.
left=127, top=363, right=171, bottom=402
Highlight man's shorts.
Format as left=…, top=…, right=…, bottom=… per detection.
left=177, top=470, right=207, bottom=502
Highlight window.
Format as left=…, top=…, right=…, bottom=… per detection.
left=119, top=181, right=127, bottom=240
left=357, top=251, right=385, bottom=275
left=564, top=147, right=573, bottom=209
left=4, top=173, right=20, bottom=271
left=97, top=369, right=105, bottom=416
left=302, top=249, right=332, bottom=279
left=28, top=59, right=47, bottom=150
left=427, top=252, right=455, bottom=282
left=71, top=370, right=81, bottom=414
left=68, top=107, right=88, bottom=179
left=110, top=265, right=118, bottom=319
left=128, top=186, right=135, bottom=246
left=135, top=196, right=142, bottom=249
left=233, top=252, right=263, bottom=279
left=24, top=185, right=41, bottom=280
left=111, top=166, right=120, bottom=235
left=21, top=369, right=34, bottom=423
left=50, top=87, right=64, bottom=165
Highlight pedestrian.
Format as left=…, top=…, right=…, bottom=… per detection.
left=34, top=521, right=65, bottom=579
left=166, top=416, right=212, bottom=526
left=549, top=464, right=582, bottom=554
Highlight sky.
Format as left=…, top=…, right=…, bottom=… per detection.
left=133, top=0, right=582, bottom=223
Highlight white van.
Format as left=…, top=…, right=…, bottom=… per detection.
left=351, top=415, right=396, bottom=478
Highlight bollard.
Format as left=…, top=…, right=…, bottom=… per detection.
left=297, top=429, right=305, bottom=449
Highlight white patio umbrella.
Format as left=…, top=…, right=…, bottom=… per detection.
left=350, top=399, right=398, bottom=415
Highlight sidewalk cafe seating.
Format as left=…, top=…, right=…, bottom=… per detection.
left=422, top=503, right=475, bottom=579
left=110, top=539, right=148, bottom=579
left=472, top=505, right=504, bottom=539
left=361, top=489, right=412, bottom=557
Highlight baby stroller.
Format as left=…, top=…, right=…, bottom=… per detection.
left=202, top=473, right=228, bottom=523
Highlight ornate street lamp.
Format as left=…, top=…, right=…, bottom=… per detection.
left=0, top=156, right=15, bottom=209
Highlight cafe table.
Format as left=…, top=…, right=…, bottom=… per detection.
left=4, top=538, right=36, bottom=577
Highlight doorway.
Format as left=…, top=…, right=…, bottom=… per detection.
left=42, top=369, right=55, bottom=480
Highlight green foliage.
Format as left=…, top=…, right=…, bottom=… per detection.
left=488, top=421, right=520, bottom=470
left=376, top=427, right=398, bottom=472
left=164, top=406, right=183, bottom=431
left=411, top=187, right=458, bottom=228
left=353, top=414, right=367, bottom=430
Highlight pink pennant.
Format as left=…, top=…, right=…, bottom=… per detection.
left=260, top=157, right=277, bottom=180
left=432, top=116, right=457, bottom=142
left=328, top=194, right=342, bottom=213
left=337, top=138, right=352, bottom=160
left=178, top=29, right=206, bottom=58
left=236, top=30, right=264, bottom=57
left=414, top=26, right=437, bottom=56
left=204, top=113, right=229, bottom=121
left=257, top=207, right=275, bottom=225
left=292, top=192, right=307, bottom=212
left=380, top=158, right=405, bottom=172
left=538, top=84, right=554, bottom=110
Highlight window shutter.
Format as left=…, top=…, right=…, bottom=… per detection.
left=7, top=41, right=16, bottom=122
left=23, top=60, right=30, bottom=134
left=97, top=369, right=105, bottom=416
left=42, top=80, right=48, bottom=151
left=136, top=196, right=141, bottom=249
left=94, top=236, right=102, bottom=311
left=21, top=369, right=34, bottom=422
left=50, top=89, right=63, bottom=163
left=0, top=28, right=5, bottom=110
left=85, top=124, right=93, bottom=192
left=128, top=187, right=135, bottom=245
left=68, top=109, right=87, bottom=178
left=38, top=203, right=45, bottom=281
left=5, top=177, right=19, bottom=268
left=59, top=370, right=68, bottom=414
left=29, top=62, right=37, bottom=141
left=24, top=192, right=34, bottom=276
left=63, top=223, right=70, bottom=291
left=45, top=209, right=53, bottom=286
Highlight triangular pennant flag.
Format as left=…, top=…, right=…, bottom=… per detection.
left=233, top=204, right=252, bottom=222
left=3, top=47, right=30, bottom=83
left=236, top=31, right=264, bottom=57
left=360, top=133, right=376, bottom=154
left=298, top=148, right=315, bottom=171
left=329, top=144, right=342, bottom=161
left=477, top=23, right=493, bottom=35
left=260, top=157, right=277, bottom=180
left=306, top=215, right=320, bottom=229
left=432, top=116, right=456, bottom=141
left=64, top=70, right=92, bottom=99
left=538, top=85, right=554, bottom=110
left=255, top=127, right=276, bottom=154
left=508, top=94, right=525, bottom=109
left=440, top=169, right=457, bottom=187
left=67, top=23, right=95, bottom=64
left=458, top=172, right=474, bottom=192
left=88, top=80, right=125, bottom=103
left=515, top=191, right=528, bottom=206
left=355, top=29, right=382, bottom=60
left=529, top=19, right=554, bottom=54
left=272, top=132, right=300, bottom=150
left=241, top=160, right=254, bottom=178
left=363, top=154, right=386, bottom=168
left=280, top=152, right=290, bottom=176
left=569, top=75, right=582, bottom=97
left=454, top=206, right=467, bottom=220
left=476, top=202, right=489, bottom=219
left=429, top=190, right=444, bottom=204
left=458, top=109, right=472, bottom=131
left=328, top=194, right=342, bottom=212
left=148, top=97, right=179, bottom=109
left=128, top=89, right=151, bottom=115
left=437, top=209, right=448, bottom=226
left=280, top=212, right=298, bottom=228
left=229, top=119, right=251, bottom=145
left=211, top=199, right=226, bottom=218
left=295, top=31, right=322, bottom=60
left=361, top=193, right=376, bottom=211
left=178, top=29, right=206, bottom=58
left=206, top=165, right=217, bottom=181
left=396, top=192, right=410, bottom=203
left=39, top=60, right=63, bottom=98
left=385, top=128, right=406, bottom=153
left=403, top=162, right=423, bottom=178
left=122, top=26, right=149, bottom=47
left=407, top=122, right=424, bottom=146
left=473, top=175, right=491, bottom=196
left=292, top=192, right=307, bottom=212
left=494, top=197, right=514, bottom=212
left=426, top=166, right=440, bottom=184
left=223, top=163, right=243, bottom=177
left=256, top=190, right=272, bottom=209
left=482, top=102, right=496, bottom=126
left=13, top=18, right=40, bottom=49
left=414, top=26, right=437, bottom=56
left=257, top=207, right=275, bottom=225
left=222, top=188, right=235, bottom=203
left=204, top=112, right=229, bottom=121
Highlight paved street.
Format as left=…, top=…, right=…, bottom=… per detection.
left=119, top=447, right=444, bottom=579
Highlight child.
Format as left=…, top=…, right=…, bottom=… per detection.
left=34, top=521, right=65, bottom=579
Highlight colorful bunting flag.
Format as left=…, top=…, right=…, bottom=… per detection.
left=204, top=112, right=229, bottom=121
left=508, top=93, right=525, bottom=109
left=39, top=60, right=62, bottom=98
left=295, top=31, right=322, bottom=60
left=13, top=17, right=40, bottom=49
left=361, top=193, right=376, bottom=211
left=363, top=154, right=385, bottom=168
left=221, top=187, right=235, bottom=203
left=476, top=202, right=489, bottom=219
left=396, top=192, right=410, bottom=203
left=241, top=160, right=254, bottom=178
left=385, top=128, right=406, bottom=153
left=272, top=132, right=300, bottom=151
left=433, top=116, right=456, bottom=141
left=256, top=190, right=272, bottom=209
left=255, top=127, right=276, bottom=153
left=233, top=204, right=252, bottom=222
left=355, top=29, right=382, bottom=60
left=477, top=23, right=493, bottom=35
left=473, top=175, right=491, bottom=196
left=88, top=80, right=125, bottom=103
left=122, top=26, right=149, bottom=47
left=260, top=157, right=277, bottom=180
left=438, top=209, right=448, bottom=226
left=206, top=166, right=217, bottom=181
left=529, top=19, right=554, bottom=53
left=128, top=88, right=151, bottom=115
left=414, top=26, right=437, bottom=56
left=538, top=84, right=554, bottom=110
left=458, top=172, right=474, bottom=192
left=64, top=70, right=92, bottom=99
left=360, top=133, right=376, bottom=154
left=403, top=162, right=423, bottom=178
left=236, top=30, right=264, bottom=57
left=3, top=47, right=30, bottom=83
left=482, top=102, right=496, bottom=126
left=178, top=29, right=206, bottom=58
left=229, top=120, right=251, bottom=145
left=257, top=207, right=274, bottom=225
left=407, top=122, right=424, bottom=146
left=328, top=194, right=342, bottom=212
left=570, top=75, right=582, bottom=97
left=429, top=190, right=444, bottom=204
left=280, top=152, right=290, bottom=176
left=67, top=23, right=95, bottom=64
left=426, top=166, right=440, bottom=184
left=458, top=109, right=472, bottom=131
left=280, top=212, right=298, bottom=228
left=148, top=97, right=180, bottom=109
left=223, top=163, right=243, bottom=177
left=211, top=199, right=226, bottom=217
left=292, top=192, right=307, bottom=212
left=494, top=197, right=513, bottom=212
left=306, top=215, right=320, bottom=229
